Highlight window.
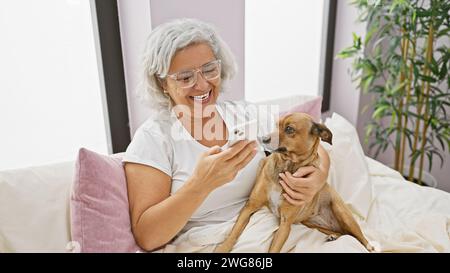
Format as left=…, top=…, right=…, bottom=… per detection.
left=245, top=0, right=336, bottom=111
left=0, top=0, right=129, bottom=170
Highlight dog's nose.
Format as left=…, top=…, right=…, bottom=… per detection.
left=261, top=135, right=271, bottom=144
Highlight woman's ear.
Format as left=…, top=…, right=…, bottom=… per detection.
left=157, top=77, right=168, bottom=91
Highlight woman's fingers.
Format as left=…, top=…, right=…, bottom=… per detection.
left=282, top=193, right=305, bottom=207
left=206, top=145, right=223, bottom=156
left=235, top=148, right=257, bottom=170
left=279, top=180, right=306, bottom=201
left=226, top=141, right=257, bottom=166
left=279, top=172, right=310, bottom=190
left=292, top=166, right=316, bottom=178
left=220, top=140, right=255, bottom=160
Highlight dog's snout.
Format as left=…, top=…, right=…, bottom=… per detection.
left=261, top=135, right=271, bottom=144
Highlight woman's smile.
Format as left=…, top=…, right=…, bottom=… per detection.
left=189, top=90, right=212, bottom=105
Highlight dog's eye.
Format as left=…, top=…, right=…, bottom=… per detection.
left=284, top=126, right=295, bottom=134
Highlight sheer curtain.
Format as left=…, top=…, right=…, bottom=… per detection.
left=0, top=0, right=110, bottom=170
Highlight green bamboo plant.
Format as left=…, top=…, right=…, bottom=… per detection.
left=337, top=0, right=449, bottom=184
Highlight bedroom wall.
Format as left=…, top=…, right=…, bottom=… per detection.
left=117, top=0, right=152, bottom=137
left=322, top=0, right=365, bottom=127
left=149, top=0, right=245, bottom=102
left=118, top=0, right=449, bottom=192
left=118, top=0, right=244, bottom=135
left=326, top=0, right=450, bottom=192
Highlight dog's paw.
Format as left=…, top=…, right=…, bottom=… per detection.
left=214, top=244, right=232, bottom=253
left=366, top=241, right=381, bottom=253
left=325, top=234, right=339, bottom=242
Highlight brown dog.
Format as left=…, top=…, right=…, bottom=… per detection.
left=215, top=113, right=374, bottom=253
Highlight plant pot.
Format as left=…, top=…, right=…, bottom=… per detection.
left=398, top=165, right=438, bottom=188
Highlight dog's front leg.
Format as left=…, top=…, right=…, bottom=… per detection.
left=214, top=201, right=263, bottom=253
left=269, top=205, right=298, bottom=253
left=268, top=219, right=291, bottom=253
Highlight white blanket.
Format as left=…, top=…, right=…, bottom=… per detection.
left=155, top=113, right=450, bottom=253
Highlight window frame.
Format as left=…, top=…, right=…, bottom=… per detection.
left=319, top=0, right=337, bottom=112
left=94, top=0, right=131, bottom=153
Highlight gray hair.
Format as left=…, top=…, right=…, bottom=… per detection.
left=137, top=18, right=238, bottom=112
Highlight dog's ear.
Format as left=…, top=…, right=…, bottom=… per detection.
left=311, top=122, right=333, bottom=145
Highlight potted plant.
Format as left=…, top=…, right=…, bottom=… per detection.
left=337, top=0, right=449, bottom=185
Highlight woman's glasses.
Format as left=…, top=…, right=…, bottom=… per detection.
left=164, top=59, right=221, bottom=89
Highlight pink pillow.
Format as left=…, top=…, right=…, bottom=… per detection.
left=279, top=96, right=322, bottom=122
left=70, top=148, right=141, bottom=253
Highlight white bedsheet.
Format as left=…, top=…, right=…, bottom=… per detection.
left=154, top=113, right=450, bottom=253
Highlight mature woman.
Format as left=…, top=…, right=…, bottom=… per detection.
left=122, top=18, right=330, bottom=252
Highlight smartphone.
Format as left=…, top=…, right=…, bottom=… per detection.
left=228, top=119, right=259, bottom=147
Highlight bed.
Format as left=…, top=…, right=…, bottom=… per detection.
left=154, top=113, right=450, bottom=253
left=1, top=113, right=448, bottom=253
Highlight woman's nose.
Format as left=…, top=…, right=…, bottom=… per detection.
left=194, top=71, right=209, bottom=90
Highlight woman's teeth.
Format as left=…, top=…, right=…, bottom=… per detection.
left=191, top=91, right=210, bottom=101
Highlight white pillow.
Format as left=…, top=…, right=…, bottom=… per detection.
left=0, top=161, right=74, bottom=252
left=323, top=113, right=374, bottom=220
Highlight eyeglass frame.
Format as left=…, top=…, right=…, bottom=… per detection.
left=159, top=59, right=222, bottom=89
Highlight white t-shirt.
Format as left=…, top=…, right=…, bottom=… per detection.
left=122, top=100, right=276, bottom=232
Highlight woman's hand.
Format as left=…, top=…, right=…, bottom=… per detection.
left=278, top=167, right=327, bottom=206
left=278, top=145, right=330, bottom=206
left=188, top=140, right=258, bottom=194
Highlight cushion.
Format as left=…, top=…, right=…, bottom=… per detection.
left=323, top=113, right=373, bottom=219
left=0, top=161, right=74, bottom=252
left=70, top=148, right=141, bottom=253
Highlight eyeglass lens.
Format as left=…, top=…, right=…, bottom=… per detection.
left=174, top=61, right=220, bottom=88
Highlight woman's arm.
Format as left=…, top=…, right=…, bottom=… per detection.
left=317, top=143, right=331, bottom=178
left=278, top=143, right=330, bottom=205
left=125, top=162, right=211, bottom=251
left=126, top=140, right=257, bottom=251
